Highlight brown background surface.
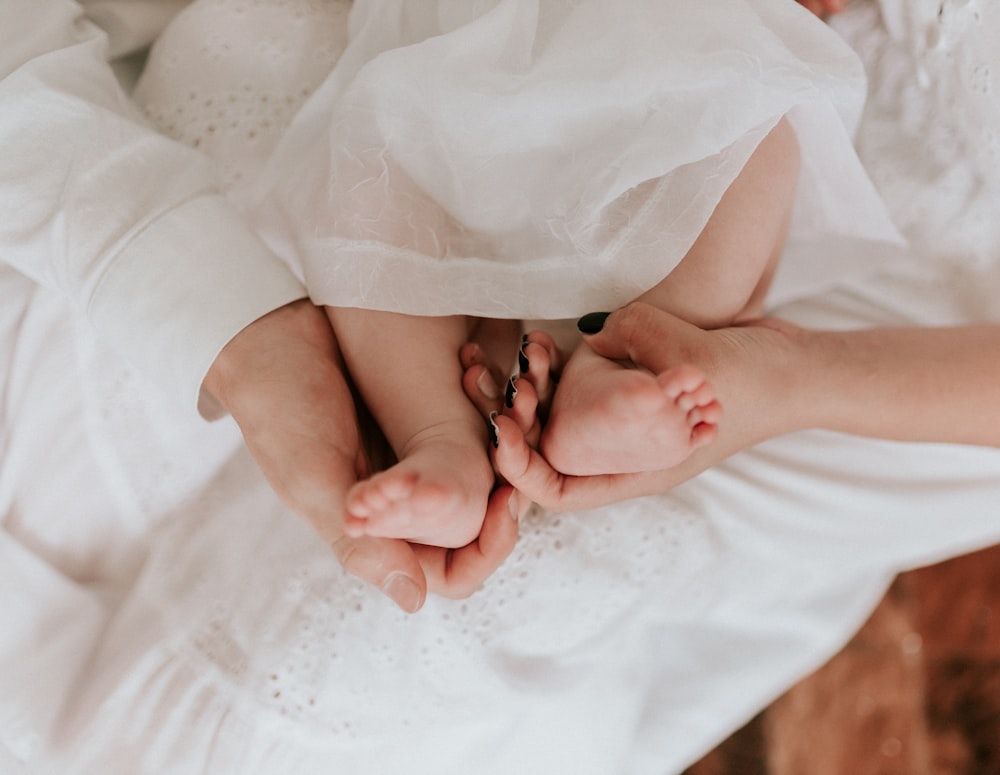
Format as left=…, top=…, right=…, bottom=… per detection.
left=684, top=544, right=1000, bottom=775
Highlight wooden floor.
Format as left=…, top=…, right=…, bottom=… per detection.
left=684, top=543, right=1000, bottom=775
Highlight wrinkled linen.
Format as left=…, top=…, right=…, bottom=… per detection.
left=136, top=0, right=902, bottom=319
left=3, top=1, right=1000, bottom=773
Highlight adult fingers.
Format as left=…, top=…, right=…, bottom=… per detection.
left=490, top=412, right=658, bottom=513
left=579, top=302, right=678, bottom=374
left=796, top=0, right=845, bottom=16
left=518, top=330, right=562, bottom=412
left=414, top=484, right=523, bottom=598
left=207, top=301, right=431, bottom=614
left=465, top=317, right=521, bottom=384
left=326, top=533, right=428, bottom=613
left=462, top=360, right=503, bottom=418
left=818, top=0, right=846, bottom=13
left=504, top=374, right=542, bottom=447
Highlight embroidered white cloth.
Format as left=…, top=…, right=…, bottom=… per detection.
left=2, top=1, right=1000, bottom=773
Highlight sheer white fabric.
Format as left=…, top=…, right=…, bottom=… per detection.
left=137, top=0, right=901, bottom=319
left=4, top=1, right=1000, bottom=773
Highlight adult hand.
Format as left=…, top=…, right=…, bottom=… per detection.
left=204, top=300, right=523, bottom=612
left=796, top=0, right=846, bottom=18
left=469, top=302, right=802, bottom=512
left=462, top=314, right=672, bottom=512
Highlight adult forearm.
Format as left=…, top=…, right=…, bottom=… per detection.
left=649, top=322, right=1000, bottom=493
left=802, top=324, right=1000, bottom=447
left=497, top=308, right=1000, bottom=513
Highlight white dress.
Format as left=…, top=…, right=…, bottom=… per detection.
left=5, top=1, right=1000, bottom=774
left=136, top=0, right=901, bottom=319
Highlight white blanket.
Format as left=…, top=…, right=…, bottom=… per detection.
left=3, top=1, right=999, bottom=773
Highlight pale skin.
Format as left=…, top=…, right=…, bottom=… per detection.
left=537, top=116, right=800, bottom=476
left=468, top=302, right=1000, bottom=513
left=322, top=113, right=798, bottom=548
left=533, top=0, right=841, bottom=476
left=477, top=0, right=843, bottom=488
left=194, top=270, right=999, bottom=612
left=516, top=0, right=853, bottom=473
left=203, top=299, right=524, bottom=612
left=487, top=0, right=1000, bottom=504
left=287, top=1, right=830, bottom=548
left=196, top=0, right=839, bottom=607
left=797, top=0, right=846, bottom=18
left=327, top=308, right=513, bottom=549
left=77, top=0, right=845, bottom=616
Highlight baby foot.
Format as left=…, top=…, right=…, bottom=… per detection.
left=344, top=424, right=494, bottom=548
left=540, top=343, right=721, bottom=476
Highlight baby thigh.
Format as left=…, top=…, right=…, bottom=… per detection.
left=639, top=117, right=801, bottom=328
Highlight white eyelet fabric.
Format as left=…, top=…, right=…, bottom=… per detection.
left=4, top=2, right=1000, bottom=773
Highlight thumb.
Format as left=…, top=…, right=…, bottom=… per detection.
left=577, top=302, right=674, bottom=373
left=331, top=534, right=428, bottom=613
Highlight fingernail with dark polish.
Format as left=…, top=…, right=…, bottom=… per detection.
left=518, top=344, right=529, bottom=374
left=505, top=376, right=518, bottom=409
left=488, top=411, right=500, bottom=449
left=577, top=311, right=611, bottom=334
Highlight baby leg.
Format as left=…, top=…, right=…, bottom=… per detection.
left=328, top=308, right=497, bottom=548
left=538, top=118, right=801, bottom=475
left=639, top=116, right=801, bottom=328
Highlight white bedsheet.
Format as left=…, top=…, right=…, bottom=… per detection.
left=3, top=1, right=999, bottom=773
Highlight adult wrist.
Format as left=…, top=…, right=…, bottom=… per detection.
left=87, top=195, right=306, bottom=417
left=202, top=299, right=336, bottom=415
